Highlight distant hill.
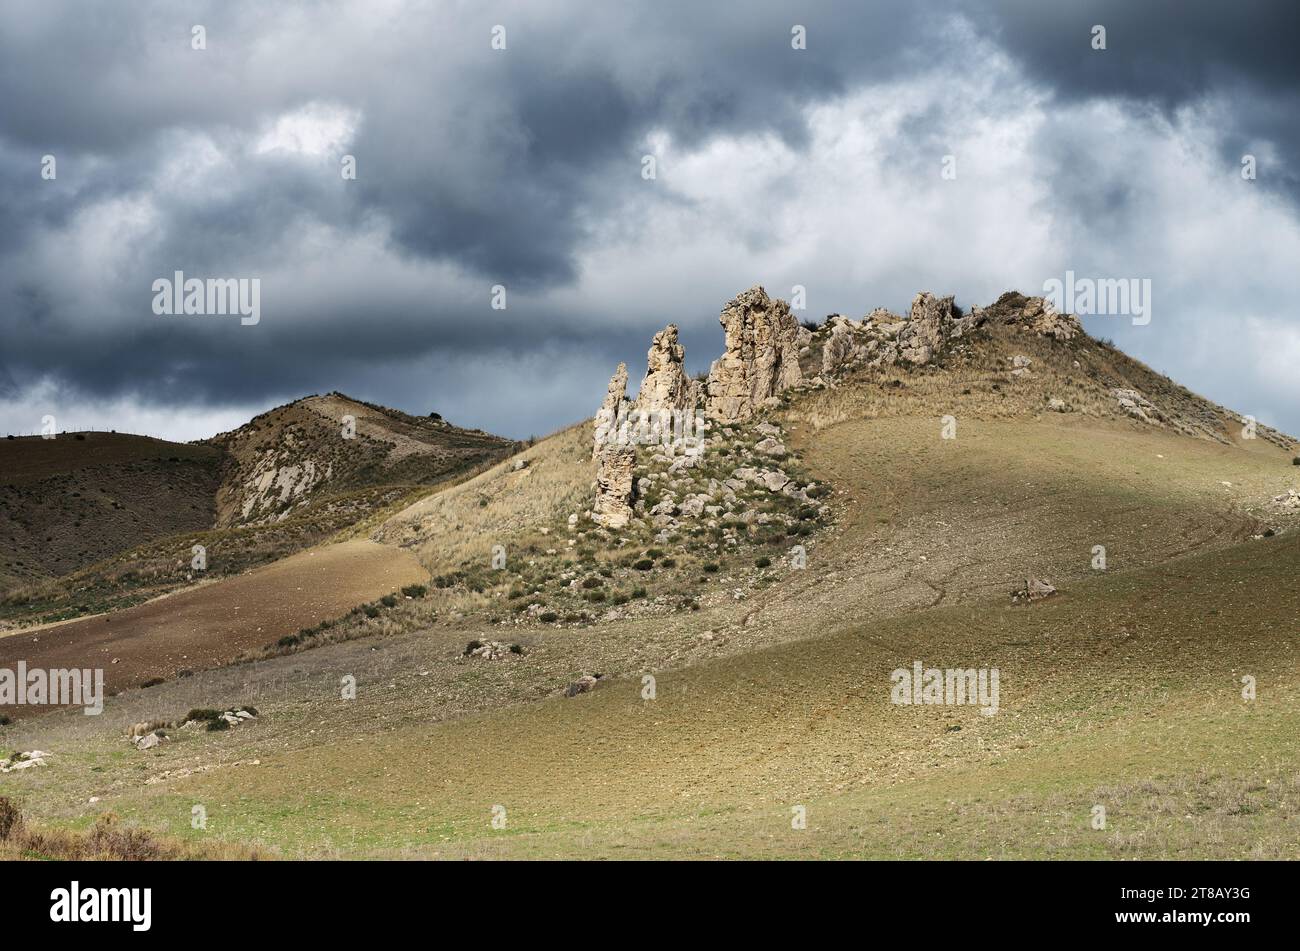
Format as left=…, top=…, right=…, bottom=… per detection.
left=0, top=432, right=221, bottom=590
left=0, top=394, right=516, bottom=622
left=206, top=392, right=516, bottom=527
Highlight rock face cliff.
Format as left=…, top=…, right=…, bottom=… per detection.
left=705, top=286, right=804, bottom=424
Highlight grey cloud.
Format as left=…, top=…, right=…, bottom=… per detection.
left=1, top=1, right=1298, bottom=440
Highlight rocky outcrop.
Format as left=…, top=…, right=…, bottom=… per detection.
left=1112, top=387, right=1163, bottom=424
left=634, top=325, right=700, bottom=414
left=706, top=286, right=803, bottom=423
left=592, top=446, right=636, bottom=528
left=978, top=292, right=1081, bottom=340
left=593, top=363, right=628, bottom=457
left=897, top=292, right=958, bottom=365
left=821, top=316, right=871, bottom=376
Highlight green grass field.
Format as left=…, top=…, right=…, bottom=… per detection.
left=5, top=413, right=1295, bottom=859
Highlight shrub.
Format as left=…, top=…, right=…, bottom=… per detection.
left=464, top=639, right=483, bottom=655
left=379, top=594, right=398, bottom=608
left=1293, top=457, right=1299, bottom=466
left=362, top=604, right=381, bottom=619
left=185, top=708, right=221, bottom=722
left=509, top=643, right=524, bottom=655
left=401, top=584, right=428, bottom=598
left=611, top=592, right=630, bottom=605
left=703, top=563, right=720, bottom=574
left=205, top=718, right=230, bottom=732
left=0, top=797, right=22, bottom=840
left=581, top=576, right=603, bottom=589
left=277, top=634, right=300, bottom=648
left=140, top=677, right=164, bottom=688
left=755, top=556, right=772, bottom=568
left=660, top=558, right=676, bottom=568
left=633, top=559, right=654, bottom=571
left=631, top=587, right=647, bottom=599
left=646, top=548, right=665, bottom=559
left=539, top=611, right=559, bottom=623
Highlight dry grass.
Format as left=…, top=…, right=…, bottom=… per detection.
left=792, top=323, right=1295, bottom=450
left=375, top=421, right=595, bottom=575
left=0, top=796, right=270, bottom=860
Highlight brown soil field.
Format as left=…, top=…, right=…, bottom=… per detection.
left=0, top=540, right=427, bottom=719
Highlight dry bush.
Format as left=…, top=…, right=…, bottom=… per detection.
left=0, top=796, right=270, bottom=861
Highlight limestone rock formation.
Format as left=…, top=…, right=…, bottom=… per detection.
left=634, top=325, right=699, bottom=414
left=592, top=446, right=636, bottom=528
left=897, top=292, right=958, bottom=365
left=593, top=362, right=628, bottom=457
left=1112, top=387, right=1162, bottom=424
left=706, top=286, right=803, bottom=423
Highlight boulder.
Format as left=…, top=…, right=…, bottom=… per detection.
left=134, top=731, right=167, bottom=750
left=1012, top=577, right=1057, bottom=603
left=565, top=674, right=601, bottom=697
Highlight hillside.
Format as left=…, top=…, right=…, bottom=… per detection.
left=0, top=394, right=515, bottom=629
left=2, top=287, right=1297, bottom=860
left=207, top=392, right=516, bottom=527
left=0, top=433, right=222, bottom=593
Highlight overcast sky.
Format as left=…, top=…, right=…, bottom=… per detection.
left=1, top=0, right=1298, bottom=441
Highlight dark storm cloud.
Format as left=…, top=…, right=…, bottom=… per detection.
left=0, top=1, right=1298, bottom=439
left=967, top=0, right=1300, bottom=201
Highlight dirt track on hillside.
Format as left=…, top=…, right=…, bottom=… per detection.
left=0, top=540, right=427, bottom=719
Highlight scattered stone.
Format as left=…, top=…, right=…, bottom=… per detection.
left=1, top=750, right=51, bottom=772
left=134, top=730, right=168, bottom=751
left=1012, top=577, right=1057, bottom=603
left=565, top=674, right=602, bottom=697
left=465, top=639, right=517, bottom=660
left=1112, top=387, right=1161, bottom=424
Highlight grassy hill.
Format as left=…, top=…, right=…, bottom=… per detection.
left=0, top=394, right=516, bottom=629
left=207, top=392, right=516, bottom=528
left=1, top=293, right=1297, bottom=859
left=0, top=433, right=222, bottom=593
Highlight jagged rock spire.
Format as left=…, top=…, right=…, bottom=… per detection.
left=634, top=324, right=699, bottom=414
left=705, top=286, right=803, bottom=424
